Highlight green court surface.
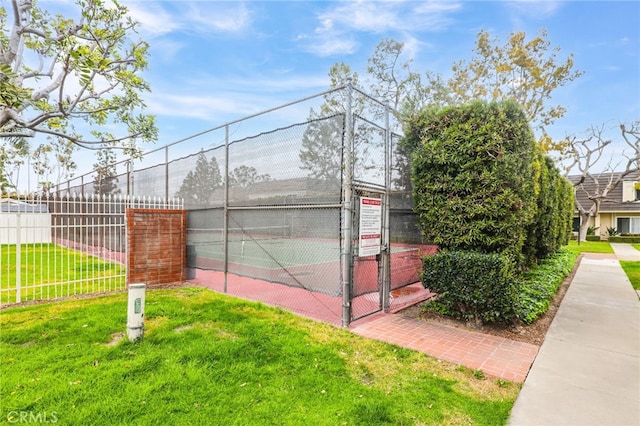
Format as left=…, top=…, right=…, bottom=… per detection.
left=191, top=237, right=420, bottom=270
left=192, top=238, right=341, bottom=269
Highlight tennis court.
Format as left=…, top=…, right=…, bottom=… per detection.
left=188, top=224, right=435, bottom=298
left=44, top=83, right=435, bottom=326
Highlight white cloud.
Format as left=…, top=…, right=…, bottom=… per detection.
left=505, top=0, right=563, bottom=20
left=124, top=2, right=181, bottom=37
left=300, top=0, right=461, bottom=57
left=146, top=72, right=330, bottom=120
left=146, top=93, right=254, bottom=120
left=124, top=1, right=254, bottom=37
left=320, top=0, right=461, bottom=33
left=185, top=2, right=253, bottom=33
left=306, top=36, right=360, bottom=57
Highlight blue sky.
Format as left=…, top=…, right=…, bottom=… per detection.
left=30, top=1, right=640, bottom=183
left=126, top=0, right=638, bottom=169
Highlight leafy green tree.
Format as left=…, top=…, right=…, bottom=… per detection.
left=31, top=139, right=77, bottom=193
left=0, top=0, right=156, bottom=188
left=0, top=137, right=28, bottom=195
left=228, top=165, right=270, bottom=189
left=299, top=63, right=378, bottom=184
left=449, top=29, right=583, bottom=151
left=366, top=38, right=453, bottom=121
left=176, top=151, right=222, bottom=207
left=92, top=147, right=120, bottom=196
left=299, top=114, right=344, bottom=184
left=366, top=39, right=420, bottom=115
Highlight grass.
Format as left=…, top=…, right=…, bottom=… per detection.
left=623, top=245, right=640, bottom=291
left=0, top=244, right=125, bottom=304
left=0, top=288, right=519, bottom=425
left=566, top=241, right=640, bottom=292
left=566, top=240, right=614, bottom=254
left=619, top=261, right=640, bottom=291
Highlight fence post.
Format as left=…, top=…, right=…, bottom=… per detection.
left=342, top=79, right=354, bottom=327
left=382, top=103, right=391, bottom=312
left=15, top=211, right=21, bottom=303
left=164, top=145, right=169, bottom=206
left=126, top=160, right=131, bottom=196
left=223, top=124, right=230, bottom=293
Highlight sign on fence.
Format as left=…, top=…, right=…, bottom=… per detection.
left=358, top=197, right=382, bottom=257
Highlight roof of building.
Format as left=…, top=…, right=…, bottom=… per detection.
left=568, top=171, right=640, bottom=213
left=0, top=198, right=49, bottom=213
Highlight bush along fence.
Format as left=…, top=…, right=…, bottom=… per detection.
left=404, top=100, right=575, bottom=324
left=0, top=194, right=183, bottom=305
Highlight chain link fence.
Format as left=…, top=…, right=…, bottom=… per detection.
left=50, top=84, right=434, bottom=326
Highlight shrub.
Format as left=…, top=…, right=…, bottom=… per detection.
left=516, top=249, right=578, bottom=324
left=609, top=235, right=640, bottom=243
left=422, top=251, right=519, bottom=324
left=585, top=235, right=601, bottom=242
left=405, top=101, right=538, bottom=269
left=524, top=155, right=573, bottom=264
left=607, top=227, right=620, bottom=237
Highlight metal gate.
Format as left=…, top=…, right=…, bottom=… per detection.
left=349, top=186, right=388, bottom=322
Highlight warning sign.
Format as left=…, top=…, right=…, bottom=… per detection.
left=358, top=197, right=382, bottom=257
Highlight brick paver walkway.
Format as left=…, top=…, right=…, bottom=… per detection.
left=351, top=314, right=539, bottom=382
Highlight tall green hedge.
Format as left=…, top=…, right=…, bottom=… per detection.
left=524, top=156, right=574, bottom=264
left=404, top=100, right=538, bottom=267
left=404, top=101, right=575, bottom=324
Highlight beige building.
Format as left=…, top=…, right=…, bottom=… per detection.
left=570, top=171, right=640, bottom=238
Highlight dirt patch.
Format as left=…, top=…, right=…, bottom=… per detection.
left=397, top=255, right=583, bottom=346
left=106, top=332, right=125, bottom=347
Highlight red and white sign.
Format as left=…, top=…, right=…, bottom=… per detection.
left=358, top=197, right=382, bottom=257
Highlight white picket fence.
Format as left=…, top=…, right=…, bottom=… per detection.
left=0, top=194, right=182, bottom=305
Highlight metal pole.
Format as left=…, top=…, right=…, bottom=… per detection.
left=15, top=212, right=21, bottom=303
left=223, top=125, right=230, bottom=293
left=164, top=146, right=169, bottom=205
left=126, top=161, right=131, bottom=197
left=341, top=79, right=354, bottom=327
left=382, top=103, right=392, bottom=312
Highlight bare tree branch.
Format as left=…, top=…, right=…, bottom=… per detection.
left=567, top=121, right=640, bottom=241
left=1, top=0, right=156, bottom=193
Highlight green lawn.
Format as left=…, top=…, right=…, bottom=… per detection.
left=0, top=288, right=519, bottom=425
left=566, top=240, right=614, bottom=254
left=1, top=244, right=125, bottom=304
left=620, top=261, right=640, bottom=291
left=566, top=241, right=640, bottom=292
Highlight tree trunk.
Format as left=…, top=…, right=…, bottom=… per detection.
left=578, top=212, right=591, bottom=242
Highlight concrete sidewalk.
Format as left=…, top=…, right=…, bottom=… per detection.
left=509, top=252, right=640, bottom=425
left=611, top=242, right=640, bottom=261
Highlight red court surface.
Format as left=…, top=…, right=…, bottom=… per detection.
left=188, top=269, right=434, bottom=326
left=188, top=240, right=537, bottom=384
